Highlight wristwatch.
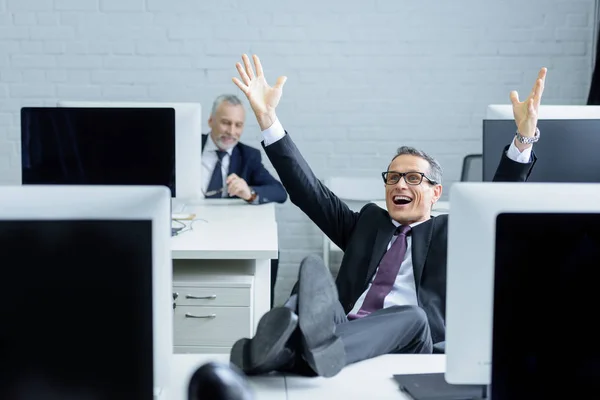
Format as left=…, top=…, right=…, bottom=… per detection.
left=246, top=189, right=258, bottom=203
left=515, top=127, right=540, bottom=144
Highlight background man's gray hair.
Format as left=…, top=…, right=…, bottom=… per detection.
left=211, top=94, right=243, bottom=116
left=390, top=146, right=443, bottom=185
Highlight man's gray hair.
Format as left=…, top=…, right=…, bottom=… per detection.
left=390, top=146, right=443, bottom=185
left=211, top=94, right=243, bottom=116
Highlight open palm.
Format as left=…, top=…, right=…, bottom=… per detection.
left=232, top=54, right=287, bottom=118
left=510, top=67, right=547, bottom=137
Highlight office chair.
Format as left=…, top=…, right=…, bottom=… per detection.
left=460, top=154, right=483, bottom=182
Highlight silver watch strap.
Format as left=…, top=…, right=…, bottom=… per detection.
left=516, top=127, right=540, bottom=144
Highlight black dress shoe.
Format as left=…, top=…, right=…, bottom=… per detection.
left=187, top=361, right=254, bottom=400
left=230, top=306, right=298, bottom=375
left=297, top=254, right=346, bottom=378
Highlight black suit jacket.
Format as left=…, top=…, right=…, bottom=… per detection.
left=202, top=134, right=287, bottom=204
left=263, top=133, right=536, bottom=345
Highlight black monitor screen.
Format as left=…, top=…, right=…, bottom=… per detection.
left=492, top=213, right=600, bottom=399
left=0, top=220, right=154, bottom=400
left=21, top=107, right=176, bottom=196
left=482, top=119, right=600, bottom=183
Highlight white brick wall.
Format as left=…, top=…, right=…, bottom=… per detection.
left=0, top=0, right=596, bottom=305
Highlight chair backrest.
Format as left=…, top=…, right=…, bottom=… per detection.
left=324, top=176, right=385, bottom=212
left=460, top=154, right=483, bottom=182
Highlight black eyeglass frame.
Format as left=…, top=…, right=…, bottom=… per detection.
left=381, top=171, right=438, bottom=186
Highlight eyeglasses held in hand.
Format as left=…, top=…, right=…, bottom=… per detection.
left=202, top=187, right=226, bottom=197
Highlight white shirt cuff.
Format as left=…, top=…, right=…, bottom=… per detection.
left=506, top=139, right=533, bottom=164
left=261, top=118, right=286, bottom=146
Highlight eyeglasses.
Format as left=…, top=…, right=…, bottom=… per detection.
left=202, top=187, right=225, bottom=198
left=381, top=171, right=437, bottom=186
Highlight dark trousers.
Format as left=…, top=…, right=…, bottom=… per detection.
left=333, top=304, right=433, bottom=365
left=285, top=293, right=433, bottom=367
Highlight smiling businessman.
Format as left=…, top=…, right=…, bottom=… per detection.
left=229, top=54, right=546, bottom=378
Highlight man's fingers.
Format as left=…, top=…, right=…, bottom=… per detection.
left=537, top=67, right=547, bottom=82
left=535, top=67, right=548, bottom=107
left=509, top=90, right=520, bottom=106
left=242, top=54, right=255, bottom=80
left=253, top=54, right=264, bottom=77
left=273, top=75, right=287, bottom=90
left=226, top=174, right=238, bottom=184
left=226, top=174, right=247, bottom=197
left=528, top=97, right=535, bottom=114
left=529, top=67, right=546, bottom=101
left=236, top=62, right=250, bottom=86
left=232, top=77, right=248, bottom=94
left=534, top=78, right=545, bottom=108
left=227, top=180, right=237, bottom=193
left=229, top=182, right=241, bottom=195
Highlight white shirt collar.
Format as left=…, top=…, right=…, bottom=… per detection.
left=390, top=217, right=429, bottom=232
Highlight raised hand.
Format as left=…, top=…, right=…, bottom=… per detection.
left=510, top=67, right=547, bottom=139
left=232, top=54, right=287, bottom=130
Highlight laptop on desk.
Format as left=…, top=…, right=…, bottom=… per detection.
left=394, top=373, right=486, bottom=400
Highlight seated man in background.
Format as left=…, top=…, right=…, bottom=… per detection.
left=203, top=94, right=288, bottom=307
left=229, top=54, right=546, bottom=377
left=202, top=94, right=287, bottom=205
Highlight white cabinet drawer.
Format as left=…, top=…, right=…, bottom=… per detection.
left=172, top=286, right=250, bottom=307
left=173, top=306, right=251, bottom=347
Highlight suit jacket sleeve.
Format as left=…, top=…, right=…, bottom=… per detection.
left=261, top=133, right=359, bottom=250
left=492, top=145, right=537, bottom=182
left=246, top=151, right=288, bottom=204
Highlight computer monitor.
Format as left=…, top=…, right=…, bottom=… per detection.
left=56, top=101, right=203, bottom=202
left=0, top=185, right=172, bottom=399
left=491, top=210, right=600, bottom=399
left=482, top=119, right=600, bottom=182
left=445, top=182, right=600, bottom=386
left=21, top=106, right=176, bottom=196
left=485, top=104, right=600, bottom=119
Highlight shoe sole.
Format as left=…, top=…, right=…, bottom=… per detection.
left=298, top=255, right=346, bottom=378
left=230, top=307, right=297, bottom=374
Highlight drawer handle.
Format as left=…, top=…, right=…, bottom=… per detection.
left=185, top=313, right=216, bottom=319
left=185, top=294, right=216, bottom=300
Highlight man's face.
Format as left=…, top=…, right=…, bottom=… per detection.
left=208, top=102, right=245, bottom=150
left=384, top=155, right=443, bottom=225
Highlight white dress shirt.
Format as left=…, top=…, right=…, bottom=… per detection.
left=201, top=134, right=233, bottom=197
left=261, top=117, right=533, bottom=313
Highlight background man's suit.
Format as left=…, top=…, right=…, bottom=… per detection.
left=261, top=133, right=536, bottom=361
left=202, top=134, right=287, bottom=204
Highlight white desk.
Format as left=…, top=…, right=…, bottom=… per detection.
left=171, top=200, right=278, bottom=354
left=171, top=354, right=286, bottom=400
left=285, top=354, right=445, bottom=400
left=170, top=354, right=445, bottom=399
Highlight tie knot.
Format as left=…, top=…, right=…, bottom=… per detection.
left=216, top=150, right=226, bottom=161
left=395, top=225, right=411, bottom=236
